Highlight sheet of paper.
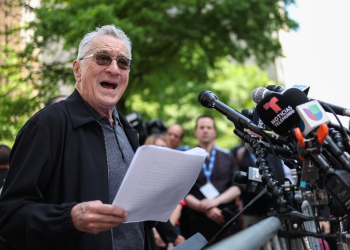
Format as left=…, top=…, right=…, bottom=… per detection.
left=112, top=145, right=206, bottom=223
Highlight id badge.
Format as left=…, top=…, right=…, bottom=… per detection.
left=200, top=182, right=220, bottom=199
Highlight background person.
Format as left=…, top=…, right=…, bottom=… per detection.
left=165, top=124, right=184, bottom=150
left=184, top=115, right=241, bottom=241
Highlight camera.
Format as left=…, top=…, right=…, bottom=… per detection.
left=125, top=112, right=167, bottom=145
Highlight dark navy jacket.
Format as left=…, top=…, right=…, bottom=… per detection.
left=0, top=89, right=153, bottom=250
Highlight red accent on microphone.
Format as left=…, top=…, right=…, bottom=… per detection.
left=317, top=123, right=329, bottom=144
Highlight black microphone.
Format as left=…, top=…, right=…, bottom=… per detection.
left=242, top=108, right=271, bottom=131
left=233, top=168, right=263, bottom=194
left=284, top=88, right=332, bottom=137
left=255, top=92, right=301, bottom=136
left=266, top=85, right=285, bottom=93
left=241, top=109, right=254, bottom=120
left=198, top=90, right=264, bottom=136
left=254, top=86, right=350, bottom=117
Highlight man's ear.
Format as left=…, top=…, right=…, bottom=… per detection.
left=73, top=60, right=81, bottom=82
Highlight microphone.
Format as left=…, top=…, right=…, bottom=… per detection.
left=198, top=90, right=264, bottom=136
left=251, top=87, right=276, bottom=104
left=255, top=92, right=301, bottom=136
left=254, top=86, right=350, bottom=117
left=241, top=109, right=254, bottom=120
left=266, top=85, right=285, bottom=93
left=283, top=88, right=331, bottom=137
left=233, top=167, right=263, bottom=194
left=241, top=108, right=271, bottom=131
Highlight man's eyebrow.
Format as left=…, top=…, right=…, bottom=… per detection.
left=96, top=49, right=129, bottom=58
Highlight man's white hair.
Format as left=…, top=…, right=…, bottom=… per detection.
left=77, top=24, right=132, bottom=60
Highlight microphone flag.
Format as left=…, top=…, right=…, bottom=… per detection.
left=256, top=92, right=300, bottom=135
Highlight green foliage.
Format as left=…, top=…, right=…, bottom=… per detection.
left=30, top=0, right=297, bottom=108
left=1, top=0, right=296, bottom=146
left=126, top=60, right=279, bottom=149
left=0, top=44, right=57, bottom=146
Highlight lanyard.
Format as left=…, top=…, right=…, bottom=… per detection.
left=203, top=147, right=216, bottom=182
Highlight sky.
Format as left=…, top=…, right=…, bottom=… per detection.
left=280, top=0, right=350, bottom=127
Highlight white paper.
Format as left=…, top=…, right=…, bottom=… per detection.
left=199, top=182, right=220, bottom=199
left=112, top=145, right=206, bottom=223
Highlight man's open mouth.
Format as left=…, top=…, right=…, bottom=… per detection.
left=100, top=81, right=118, bottom=90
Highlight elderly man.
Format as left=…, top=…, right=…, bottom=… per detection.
left=184, top=115, right=241, bottom=240
left=0, top=25, right=152, bottom=250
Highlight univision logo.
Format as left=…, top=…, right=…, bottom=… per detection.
left=303, top=104, right=323, bottom=121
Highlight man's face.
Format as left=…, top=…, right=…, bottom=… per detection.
left=194, top=117, right=217, bottom=145
left=73, top=35, right=130, bottom=112
left=165, top=125, right=183, bottom=149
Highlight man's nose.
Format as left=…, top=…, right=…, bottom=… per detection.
left=106, top=60, right=121, bottom=75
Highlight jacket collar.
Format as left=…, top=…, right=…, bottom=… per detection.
left=65, top=89, right=95, bottom=129
left=65, top=89, right=139, bottom=151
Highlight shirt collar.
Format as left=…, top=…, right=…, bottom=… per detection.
left=83, top=101, right=122, bottom=127
left=112, top=108, right=123, bottom=127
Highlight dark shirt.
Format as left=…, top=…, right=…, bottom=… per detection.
left=85, top=103, right=145, bottom=249
left=185, top=146, right=240, bottom=240
left=189, top=146, right=239, bottom=208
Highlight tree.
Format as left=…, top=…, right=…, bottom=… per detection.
left=0, top=44, right=57, bottom=146
left=1, top=0, right=297, bottom=145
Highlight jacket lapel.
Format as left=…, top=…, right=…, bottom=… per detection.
left=118, top=112, right=139, bottom=152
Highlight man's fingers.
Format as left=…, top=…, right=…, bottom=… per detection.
left=83, top=212, right=127, bottom=224
left=83, top=201, right=127, bottom=217
left=83, top=221, right=125, bottom=234
left=72, top=201, right=128, bottom=234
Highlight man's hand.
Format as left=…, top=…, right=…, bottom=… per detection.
left=173, top=235, right=186, bottom=246
left=205, top=207, right=224, bottom=224
left=71, top=200, right=127, bottom=234
left=199, top=199, right=219, bottom=211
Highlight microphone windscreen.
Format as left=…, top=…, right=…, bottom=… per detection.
left=283, top=88, right=309, bottom=106
left=256, top=92, right=300, bottom=135
left=252, top=108, right=271, bottom=131
left=252, top=87, right=267, bottom=104
left=198, top=90, right=217, bottom=108
left=241, top=109, right=254, bottom=120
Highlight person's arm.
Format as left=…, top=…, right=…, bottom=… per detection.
left=184, top=194, right=205, bottom=213
left=0, top=122, right=79, bottom=249
left=169, top=204, right=183, bottom=226
left=200, top=186, right=241, bottom=211
left=0, top=122, right=125, bottom=249
left=185, top=194, right=225, bottom=224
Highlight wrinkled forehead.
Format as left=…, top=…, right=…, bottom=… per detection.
left=88, top=35, right=130, bottom=58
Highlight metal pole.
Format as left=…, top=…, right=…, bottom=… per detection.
left=205, top=217, right=281, bottom=250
